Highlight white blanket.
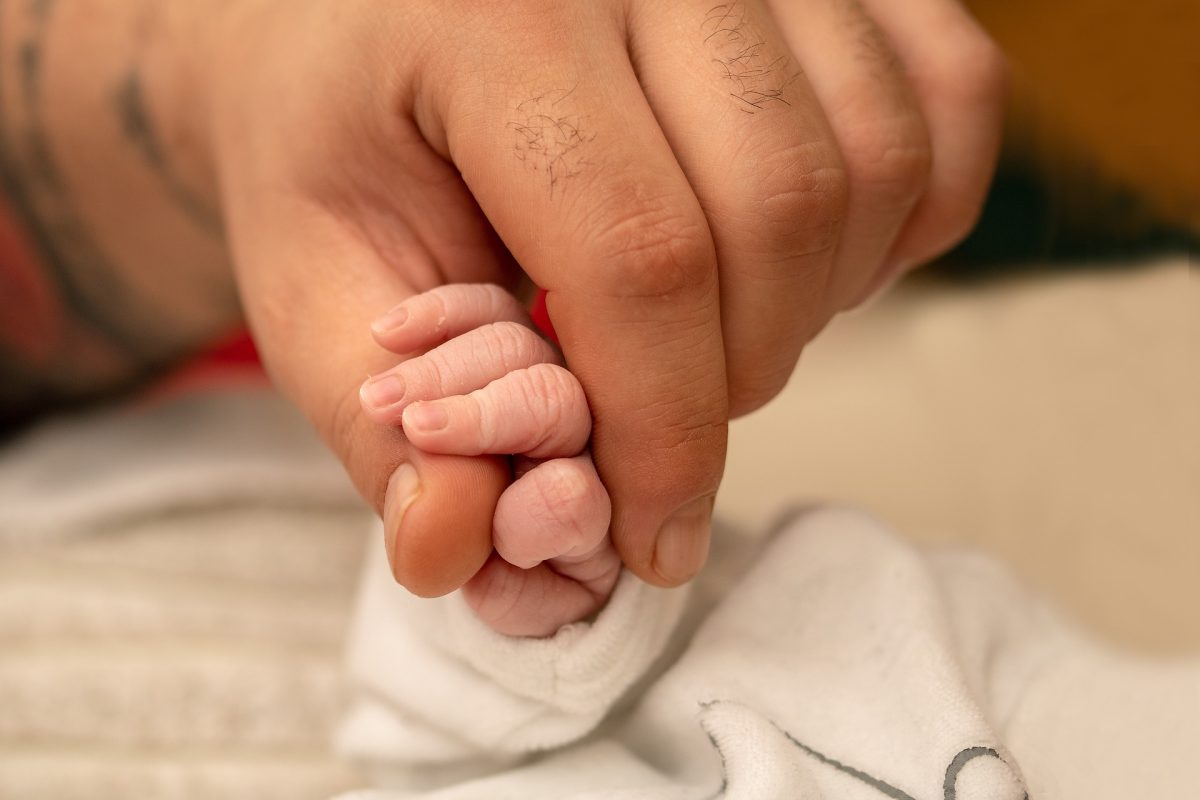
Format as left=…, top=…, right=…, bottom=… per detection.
left=338, top=508, right=1200, bottom=799
left=0, top=390, right=369, bottom=799
left=1, top=383, right=1195, bottom=799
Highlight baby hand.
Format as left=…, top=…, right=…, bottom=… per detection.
left=361, top=285, right=620, bottom=637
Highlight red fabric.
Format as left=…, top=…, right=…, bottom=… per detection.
left=530, top=287, right=559, bottom=346
left=0, top=190, right=263, bottom=401
left=139, top=328, right=264, bottom=405
left=189, top=328, right=261, bottom=368
left=169, top=286, right=553, bottom=392
left=0, top=193, right=60, bottom=362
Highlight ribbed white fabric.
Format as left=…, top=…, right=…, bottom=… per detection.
left=2, top=386, right=1196, bottom=800
left=0, top=390, right=369, bottom=800
left=0, top=391, right=357, bottom=544
left=338, top=547, right=689, bottom=768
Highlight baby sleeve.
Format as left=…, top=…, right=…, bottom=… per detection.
left=335, top=524, right=689, bottom=776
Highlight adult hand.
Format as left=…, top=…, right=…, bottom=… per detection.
left=207, top=0, right=1005, bottom=594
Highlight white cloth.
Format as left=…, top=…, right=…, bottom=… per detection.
left=0, top=390, right=356, bottom=545
left=0, top=390, right=368, bottom=800
left=337, top=508, right=1200, bottom=800
left=2, top=386, right=1195, bottom=799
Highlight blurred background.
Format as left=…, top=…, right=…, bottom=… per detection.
left=1, top=0, right=1196, bottom=797
left=722, top=0, right=1198, bottom=652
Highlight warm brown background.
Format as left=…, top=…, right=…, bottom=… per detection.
left=972, top=0, right=1198, bottom=227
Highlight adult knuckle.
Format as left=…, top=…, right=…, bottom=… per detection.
left=753, top=141, right=849, bottom=257
left=941, top=34, right=1009, bottom=106
left=844, top=123, right=932, bottom=208
left=582, top=198, right=715, bottom=299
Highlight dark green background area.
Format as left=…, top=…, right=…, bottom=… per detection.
left=937, top=151, right=1197, bottom=281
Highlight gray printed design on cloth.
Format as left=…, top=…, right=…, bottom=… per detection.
left=698, top=699, right=1028, bottom=800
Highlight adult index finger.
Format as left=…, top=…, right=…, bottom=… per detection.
left=418, top=4, right=729, bottom=585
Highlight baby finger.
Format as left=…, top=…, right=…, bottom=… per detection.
left=402, top=363, right=591, bottom=458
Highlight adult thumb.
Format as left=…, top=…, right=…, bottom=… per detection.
left=224, top=194, right=504, bottom=597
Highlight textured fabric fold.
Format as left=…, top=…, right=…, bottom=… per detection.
left=336, top=507, right=1200, bottom=799
left=337, top=535, right=690, bottom=768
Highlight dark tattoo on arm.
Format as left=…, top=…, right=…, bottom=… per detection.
left=0, top=0, right=170, bottom=359
left=115, top=68, right=222, bottom=235
left=0, top=0, right=198, bottom=422
left=703, top=3, right=799, bottom=114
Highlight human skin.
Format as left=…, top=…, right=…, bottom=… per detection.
left=368, top=283, right=620, bottom=637
left=0, top=1, right=1005, bottom=595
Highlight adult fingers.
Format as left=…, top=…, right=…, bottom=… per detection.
left=764, top=0, right=932, bottom=311
left=359, top=321, right=559, bottom=425
left=370, top=283, right=531, bottom=355
left=418, top=4, right=728, bottom=586
left=209, top=6, right=527, bottom=601
left=855, top=0, right=1007, bottom=292
left=492, top=455, right=612, bottom=571
left=629, top=0, right=848, bottom=416
left=403, top=363, right=591, bottom=459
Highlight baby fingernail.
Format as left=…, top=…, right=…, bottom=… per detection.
left=360, top=373, right=406, bottom=410
left=383, top=462, right=421, bottom=556
left=653, top=495, right=714, bottom=586
left=404, top=402, right=448, bottom=433
left=371, top=306, right=409, bottom=336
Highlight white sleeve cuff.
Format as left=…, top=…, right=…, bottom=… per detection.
left=336, top=526, right=689, bottom=767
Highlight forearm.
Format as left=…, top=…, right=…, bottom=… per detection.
left=0, top=0, right=237, bottom=424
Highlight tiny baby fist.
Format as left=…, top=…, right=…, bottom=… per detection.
left=365, top=283, right=621, bottom=637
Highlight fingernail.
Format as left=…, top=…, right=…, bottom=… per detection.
left=403, top=402, right=448, bottom=433
left=360, top=373, right=406, bottom=411
left=653, top=495, right=714, bottom=586
left=383, top=462, right=420, bottom=556
left=371, top=306, right=409, bottom=337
